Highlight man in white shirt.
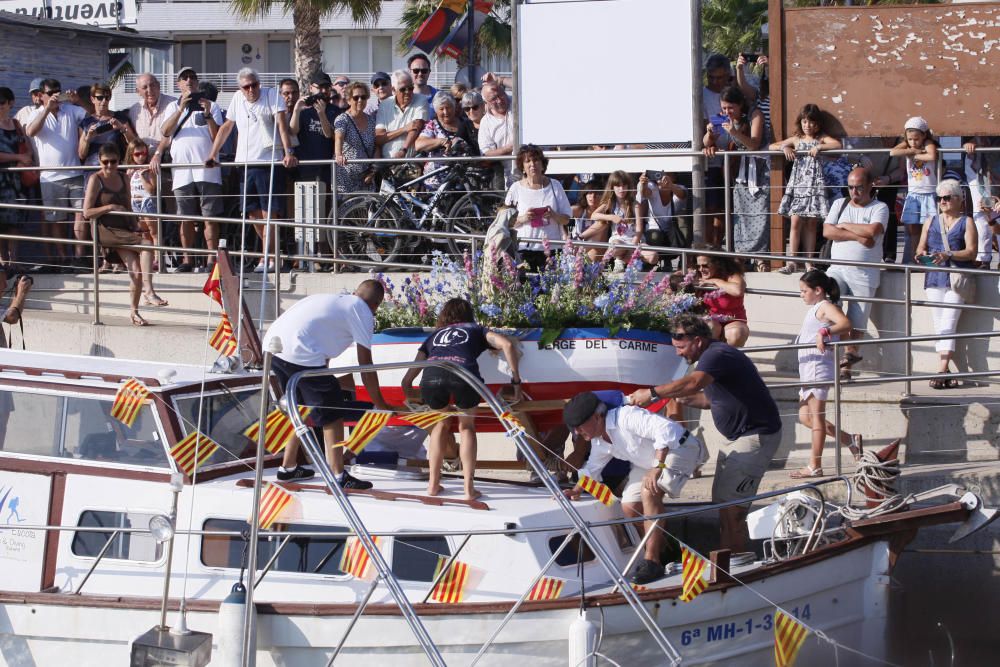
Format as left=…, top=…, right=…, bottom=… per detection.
left=375, top=70, right=428, bottom=159
left=822, top=167, right=888, bottom=378
left=479, top=81, right=514, bottom=186
left=129, top=73, right=177, bottom=173
left=25, top=78, right=87, bottom=266
left=206, top=67, right=298, bottom=273
left=563, top=391, right=705, bottom=585
left=263, top=280, right=392, bottom=488
left=159, top=67, right=224, bottom=272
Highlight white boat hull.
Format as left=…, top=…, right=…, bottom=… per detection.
left=0, top=540, right=890, bottom=666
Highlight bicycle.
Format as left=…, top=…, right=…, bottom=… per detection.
left=330, top=155, right=504, bottom=267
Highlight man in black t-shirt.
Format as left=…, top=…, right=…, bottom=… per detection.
left=629, top=314, right=782, bottom=552
left=289, top=73, right=341, bottom=187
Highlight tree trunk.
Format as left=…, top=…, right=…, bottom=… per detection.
left=293, top=1, right=323, bottom=90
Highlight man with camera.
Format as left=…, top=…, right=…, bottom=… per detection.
left=160, top=67, right=225, bottom=273
left=289, top=73, right=340, bottom=188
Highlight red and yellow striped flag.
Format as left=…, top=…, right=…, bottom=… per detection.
left=679, top=546, right=709, bottom=602
left=339, top=536, right=381, bottom=579
left=631, top=583, right=648, bottom=592
left=110, top=378, right=150, bottom=428
left=202, top=262, right=222, bottom=304
left=244, top=406, right=312, bottom=454
left=337, top=411, right=391, bottom=455
left=430, top=556, right=471, bottom=603
left=170, top=430, right=220, bottom=476
left=578, top=475, right=616, bottom=506
left=500, top=410, right=526, bottom=435
left=402, top=410, right=451, bottom=431
left=209, top=313, right=238, bottom=356
left=256, top=482, right=293, bottom=530
left=774, top=609, right=810, bottom=667
left=527, top=576, right=565, bottom=601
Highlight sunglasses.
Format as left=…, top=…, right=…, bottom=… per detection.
left=397, top=86, right=414, bottom=93
left=44, top=89, right=61, bottom=95
left=334, top=80, right=349, bottom=86
left=372, top=80, right=390, bottom=87
left=93, top=95, right=110, bottom=101
left=410, top=68, right=430, bottom=75
left=100, top=159, right=119, bottom=166
left=462, top=104, right=481, bottom=111
left=351, top=95, right=368, bottom=102
left=133, top=150, right=149, bottom=156
left=671, top=332, right=692, bottom=341
left=241, top=82, right=260, bottom=91
left=936, top=195, right=954, bottom=202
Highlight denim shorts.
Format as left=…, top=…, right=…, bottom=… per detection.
left=900, top=192, right=936, bottom=226
left=240, top=166, right=286, bottom=216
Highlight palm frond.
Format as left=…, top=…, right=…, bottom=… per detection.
left=227, top=0, right=382, bottom=26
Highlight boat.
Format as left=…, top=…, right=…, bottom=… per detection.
left=0, top=346, right=995, bottom=666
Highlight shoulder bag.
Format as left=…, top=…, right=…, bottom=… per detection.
left=937, top=215, right=976, bottom=302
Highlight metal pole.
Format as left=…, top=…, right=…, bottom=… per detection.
left=326, top=577, right=380, bottom=666
left=241, top=344, right=277, bottom=666
left=903, top=266, right=913, bottom=397
left=74, top=529, right=121, bottom=594
left=833, top=344, right=842, bottom=477
left=331, top=162, right=339, bottom=273
left=90, top=217, right=101, bottom=325
left=158, top=476, right=183, bottom=630
left=723, top=151, right=732, bottom=251
left=252, top=534, right=291, bottom=590
left=155, top=168, right=164, bottom=273
left=690, top=0, right=705, bottom=245
left=511, top=0, right=520, bottom=153
left=466, top=0, right=475, bottom=78
left=420, top=534, right=472, bottom=604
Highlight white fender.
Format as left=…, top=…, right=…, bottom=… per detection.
left=215, top=584, right=255, bottom=666
left=567, top=608, right=599, bottom=667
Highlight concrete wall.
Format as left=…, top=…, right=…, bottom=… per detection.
left=0, top=27, right=110, bottom=103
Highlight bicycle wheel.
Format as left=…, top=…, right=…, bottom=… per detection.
left=445, top=192, right=505, bottom=257
left=329, top=196, right=404, bottom=268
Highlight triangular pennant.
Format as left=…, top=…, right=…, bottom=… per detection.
left=526, top=576, right=565, bottom=601
left=209, top=313, right=237, bottom=356
left=679, top=546, right=709, bottom=602
left=244, top=406, right=312, bottom=454
left=578, top=475, right=616, bottom=506
left=256, top=482, right=293, bottom=530
left=170, top=430, right=220, bottom=476
left=337, top=411, right=391, bottom=455
left=110, top=377, right=150, bottom=428
left=774, top=609, right=810, bottom=667
left=339, top=535, right=381, bottom=580
left=402, top=410, right=451, bottom=431
left=202, top=262, right=222, bottom=304
left=430, top=555, right=471, bottom=603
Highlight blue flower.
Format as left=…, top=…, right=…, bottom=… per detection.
left=594, top=294, right=610, bottom=310
left=480, top=303, right=502, bottom=318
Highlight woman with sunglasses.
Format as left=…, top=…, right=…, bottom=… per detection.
left=695, top=247, right=750, bottom=347
left=415, top=91, right=479, bottom=190
left=83, top=143, right=166, bottom=326
left=77, top=83, right=135, bottom=168
left=460, top=91, right=486, bottom=142
left=915, top=179, right=978, bottom=389
left=334, top=81, right=377, bottom=196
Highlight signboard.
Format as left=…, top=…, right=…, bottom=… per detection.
left=0, top=0, right=138, bottom=27
left=0, top=470, right=51, bottom=592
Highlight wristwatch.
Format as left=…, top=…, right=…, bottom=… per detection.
left=648, top=386, right=659, bottom=400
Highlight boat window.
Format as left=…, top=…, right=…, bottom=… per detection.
left=391, top=536, right=451, bottom=582
left=0, top=390, right=167, bottom=467
left=173, top=388, right=264, bottom=467
left=201, top=519, right=350, bottom=576
left=71, top=510, right=164, bottom=562
left=548, top=534, right=595, bottom=567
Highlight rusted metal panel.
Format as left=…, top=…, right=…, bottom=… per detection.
left=781, top=3, right=1000, bottom=137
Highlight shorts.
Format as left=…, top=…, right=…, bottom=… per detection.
left=705, top=166, right=725, bottom=210
left=900, top=192, right=936, bottom=226
left=240, top=166, right=286, bottom=216
left=419, top=366, right=482, bottom=410
left=271, top=356, right=364, bottom=427
left=175, top=181, right=224, bottom=218
left=621, top=431, right=705, bottom=503
left=711, top=429, right=782, bottom=505
left=825, top=265, right=879, bottom=331
left=798, top=350, right=834, bottom=402
left=40, top=176, right=84, bottom=222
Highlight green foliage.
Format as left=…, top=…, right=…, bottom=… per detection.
left=397, top=0, right=511, bottom=60
left=227, top=0, right=383, bottom=24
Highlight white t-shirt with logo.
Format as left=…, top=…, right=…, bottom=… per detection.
left=226, top=87, right=285, bottom=163
left=29, top=104, right=85, bottom=182
left=160, top=100, right=224, bottom=188
left=263, top=294, right=374, bottom=367
left=825, top=197, right=888, bottom=283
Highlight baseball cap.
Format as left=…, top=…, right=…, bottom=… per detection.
left=370, top=71, right=390, bottom=85
left=176, top=66, right=197, bottom=79
left=310, top=72, right=332, bottom=87
left=563, top=392, right=601, bottom=429
left=904, top=116, right=929, bottom=133
left=28, top=78, right=43, bottom=94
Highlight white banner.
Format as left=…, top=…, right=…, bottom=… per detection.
left=0, top=0, right=138, bottom=27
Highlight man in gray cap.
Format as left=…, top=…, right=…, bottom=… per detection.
left=562, top=390, right=705, bottom=585
left=15, top=79, right=44, bottom=128
left=366, top=71, right=392, bottom=115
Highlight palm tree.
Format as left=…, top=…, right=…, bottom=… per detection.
left=227, top=0, right=383, bottom=86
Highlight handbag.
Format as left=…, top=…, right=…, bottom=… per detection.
left=12, top=119, right=39, bottom=189
left=937, top=215, right=976, bottom=302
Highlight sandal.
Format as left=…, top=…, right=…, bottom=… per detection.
left=839, top=352, right=863, bottom=369
left=789, top=466, right=824, bottom=479
left=849, top=434, right=863, bottom=462
left=777, top=263, right=798, bottom=275
left=130, top=311, right=148, bottom=327
left=142, top=293, right=169, bottom=307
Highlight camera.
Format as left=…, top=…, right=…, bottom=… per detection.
left=303, top=93, right=326, bottom=106
left=92, top=122, right=114, bottom=134
left=981, top=195, right=998, bottom=209
left=645, top=170, right=664, bottom=182
left=186, top=91, right=205, bottom=110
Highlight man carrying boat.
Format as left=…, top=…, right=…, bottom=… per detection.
left=562, top=390, right=706, bottom=585
left=629, top=314, right=782, bottom=553
left=263, top=279, right=392, bottom=489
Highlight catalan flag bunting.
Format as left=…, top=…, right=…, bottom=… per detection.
left=170, top=430, right=220, bottom=476
left=430, top=555, right=471, bottom=603
left=209, top=313, right=238, bottom=356
left=578, top=475, right=616, bottom=506
left=631, top=583, right=648, bottom=592
left=339, top=536, right=381, bottom=580
left=402, top=410, right=451, bottom=431
left=256, top=482, right=293, bottom=530
left=774, top=609, right=810, bottom=667
left=202, top=262, right=222, bottom=304
left=244, top=406, right=312, bottom=454
left=110, top=378, right=150, bottom=428
left=337, top=411, right=391, bottom=455
left=679, top=546, right=709, bottom=602
left=500, top=410, right=526, bottom=435
left=527, top=576, right=565, bottom=601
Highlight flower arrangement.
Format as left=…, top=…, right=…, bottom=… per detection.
left=373, top=241, right=706, bottom=342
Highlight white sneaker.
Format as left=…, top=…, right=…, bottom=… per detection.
left=252, top=262, right=266, bottom=273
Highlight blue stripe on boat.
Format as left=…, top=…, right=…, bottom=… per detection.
left=375, top=327, right=672, bottom=344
